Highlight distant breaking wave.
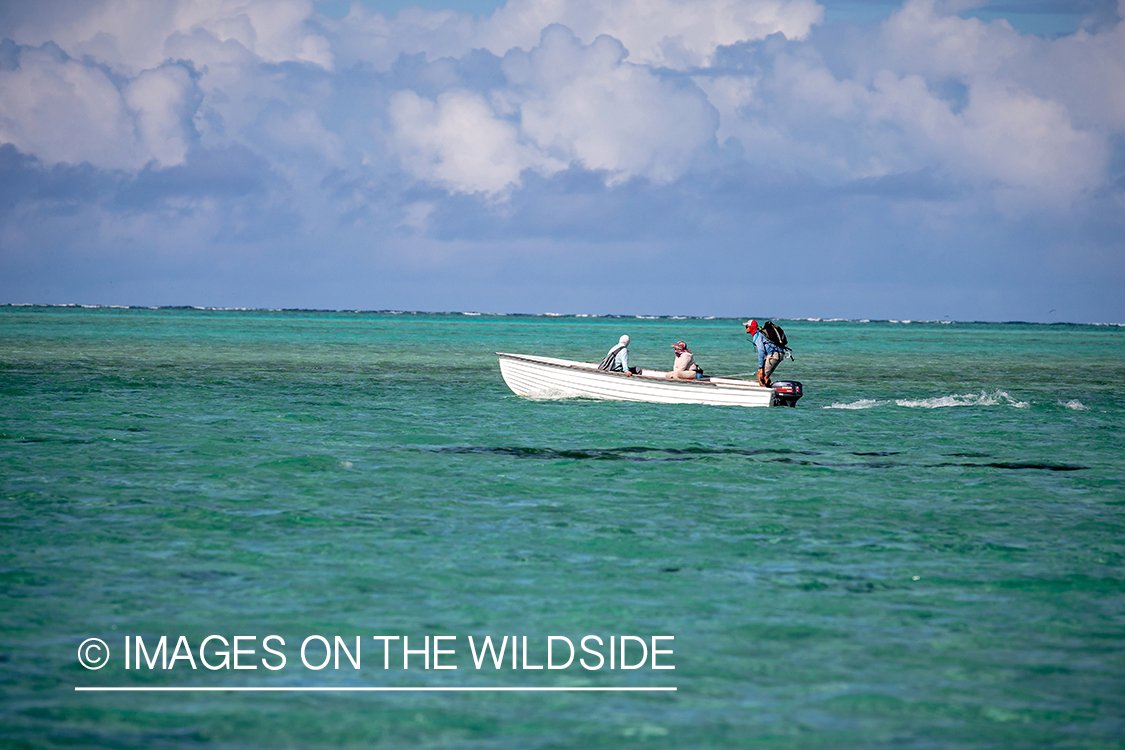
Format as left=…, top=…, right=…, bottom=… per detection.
left=2, top=304, right=1119, bottom=325
left=1059, top=399, right=1089, bottom=410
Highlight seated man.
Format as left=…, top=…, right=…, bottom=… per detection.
left=598, top=334, right=639, bottom=376
left=665, top=340, right=703, bottom=380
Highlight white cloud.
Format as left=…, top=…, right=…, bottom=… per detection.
left=874, top=0, right=1030, bottom=81
left=123, top=65, right=197, bottom=167
left=864, top=0, right=1117, bottom=202
left=506, top=26, right=718, bottom=182
left=6, top=0, right=333, bottom=75
left=869, top=72, right=1106, bottom=202
left=389, top=89, right=563, bottom=195
left=0, top=48, right=195, bottom=170
left=0, top=48, right=126, bottom=169
left=848, top=0, right=1125, bottom=138
left=329, top=5, right=476, bottom=71
left=1, top=0, right=1122, bottom=211
left=387, top=26, right=718, bottom=192
left=1028, top=16, right=1125, bottom=132
left=479, top=0, right=824, bottom=68
left=329, top=0, right=823, bottom=72
left=694, top=0, right=1122, bottom=205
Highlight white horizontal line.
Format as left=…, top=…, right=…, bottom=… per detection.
left=75, top=686, right=676, bottom=692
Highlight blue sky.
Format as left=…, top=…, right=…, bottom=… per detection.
left=1, top=0, right=1122, bottom=321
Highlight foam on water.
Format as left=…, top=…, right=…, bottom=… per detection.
left=824, top=399, right=881, bottom=410
left=1060, top=399, right=1089, bottom=410
left=895, top=390, right=1030, bottom=409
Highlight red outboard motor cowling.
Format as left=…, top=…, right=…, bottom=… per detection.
left=771, top=381, right=803, bottom=407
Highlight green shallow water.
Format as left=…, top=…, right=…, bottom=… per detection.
left=1, top=307, right=1124, bottom=748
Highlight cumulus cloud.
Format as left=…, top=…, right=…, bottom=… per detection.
left=0, top=45, right=198, bottom=170
left=124, top=64, right=199, bottom=167
left=0, top=46, right=139, bottom=170
left=330, top=5, right=476, bottom=71
left=0, top=0, right=1122, bottom=208
left=330, top=0, right=823, bottom=72
left=386, top=25, right=719, bottom=194
left=4, top=0, right=333, bottom=75
left=478, top=0, right=824, bottom=68
left=390, top=87, right=562, bottom=194
left=868, top=1, right=1116, bottom=202
left=869, top=72, right=1106, bottom=202
left=695, top=0, right=1121, bottom=205
left=505, top=26, right=718, bottom=183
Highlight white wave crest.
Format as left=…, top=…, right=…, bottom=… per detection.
left=1059, top=399, right=1089, bottom=410
left=824, top=399, right=880, bottom=410
left=895, top=390, right=1030, bottom=409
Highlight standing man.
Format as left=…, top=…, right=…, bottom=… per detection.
left=745, top=319, right=783, bottom=387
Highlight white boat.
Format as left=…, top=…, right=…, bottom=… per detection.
left=497, top=353, right=803, bottom=407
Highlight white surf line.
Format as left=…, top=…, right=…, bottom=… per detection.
left=76, top=686, right=676, bottom=692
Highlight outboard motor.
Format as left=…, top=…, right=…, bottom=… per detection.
left=771, top=381, right=803, bottom=407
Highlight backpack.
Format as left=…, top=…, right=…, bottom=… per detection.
left=598, top=344, right=625, bottom=371
left=762, top=321, right=793, bottom=359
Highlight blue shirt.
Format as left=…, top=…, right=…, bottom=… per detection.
left=753, top=332, right=782, bottom=369
left=612, top=346, right=629, bottom=372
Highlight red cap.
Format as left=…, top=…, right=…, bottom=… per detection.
left=746, top=320, right=758, bottom=335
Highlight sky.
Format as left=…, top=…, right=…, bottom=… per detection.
left=0, top=0, right=1122, bottom=321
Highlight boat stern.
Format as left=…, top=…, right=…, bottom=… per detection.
left=771, top=381, right=803, bottom=407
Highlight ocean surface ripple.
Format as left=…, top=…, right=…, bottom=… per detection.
left=1, top=308, right=1123, bottom=749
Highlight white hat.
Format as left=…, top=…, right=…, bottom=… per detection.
left=619, top=334, right=630, bottom=346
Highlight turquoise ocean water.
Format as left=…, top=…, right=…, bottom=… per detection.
left=2, top=306, right=1123, bottom=748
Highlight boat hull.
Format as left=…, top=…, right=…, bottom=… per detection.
left=497, top=353, right=787, bottom=407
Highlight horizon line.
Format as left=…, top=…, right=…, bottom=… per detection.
left=1, top=304, right=1117, bottom=326
left=75, top=686, right=677, bottom=692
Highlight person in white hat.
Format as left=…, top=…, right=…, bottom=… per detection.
left=598, top=334, right=637, bottom=376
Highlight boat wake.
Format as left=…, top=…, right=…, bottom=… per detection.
left=824, top=399, right=881, bottom=410
left=826, top=390, right=1038, bottom=410
left=896, top=390, right=1030, bottom=408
